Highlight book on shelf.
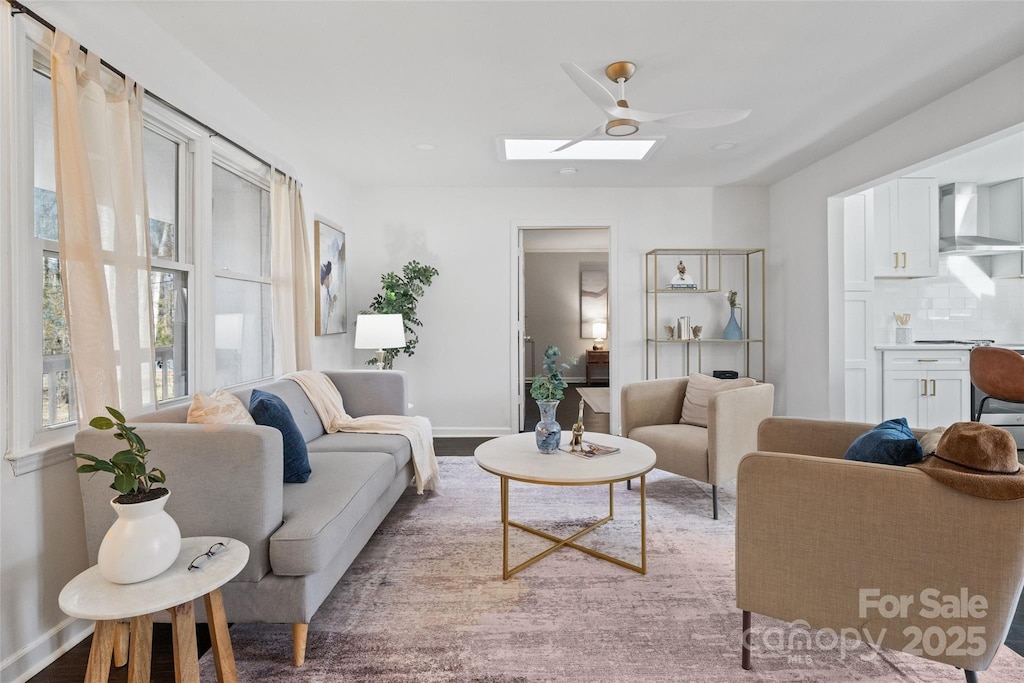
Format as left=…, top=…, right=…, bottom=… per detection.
left=560, top=440, right=621, bottom=459
left=667, top=283, right=698, bottom=290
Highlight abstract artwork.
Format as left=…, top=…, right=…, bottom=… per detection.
left=580, top=262, right=608, bottom=338
left=314, top=219, right=347, bottom=335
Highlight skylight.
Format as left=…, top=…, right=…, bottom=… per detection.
left=502, top=138, right=660, bottom=161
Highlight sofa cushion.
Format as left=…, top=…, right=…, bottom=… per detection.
left=250, top=389, right=312, bottom=483
left=235, top=378, right=326, bottom=443
left=628, top=423, right=710, bottom=483
left=270, top=451, right=395, bottom=576
left=306, top=432, right=412, bottom=474
left=844, top=417, right=924, bottom=466
left=680, top=373, right=757, bottom=427
left=187, top=389, right=255, bottom=425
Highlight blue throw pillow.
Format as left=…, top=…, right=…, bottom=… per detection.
left=844, top=417, right=923, bottom=466
left=249, top=389, right=311, bottom=483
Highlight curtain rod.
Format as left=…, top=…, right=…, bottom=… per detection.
left=9, top=0, right=278, bottom=172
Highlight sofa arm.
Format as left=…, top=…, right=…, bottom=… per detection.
left=620, top=377, right=688, bottom=435
left=76, top=423, right=284, bottom=582
left=706, top=382, right=774, bottom=484
left=326, top=370, right=407, bottom=417
left=757, top=417, right=931, bottom=459
left=736, top=451, right=1024, bottom=672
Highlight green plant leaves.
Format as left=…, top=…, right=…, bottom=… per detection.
left=89, top=416, right=114, bottom=430
left=106, top=406, right=126, bottom=423
left=363, top=260, right=439, bottom=369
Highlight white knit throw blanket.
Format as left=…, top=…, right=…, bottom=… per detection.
left=283, top=371, right=440, bottom=493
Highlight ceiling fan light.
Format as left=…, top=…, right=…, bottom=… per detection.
left=605, top=119, right=639, bottom=137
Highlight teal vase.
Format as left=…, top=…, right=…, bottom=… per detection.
left=723, top=307, right=743, bottom=340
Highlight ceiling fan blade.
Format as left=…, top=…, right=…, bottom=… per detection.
left=650, top=108, right=752, bottom=129
left=551, top=124, right=605, bottom=153
left=560, top=63, right=618, bottom=116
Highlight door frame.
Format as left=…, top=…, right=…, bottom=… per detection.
left=509, top=222, right=618, bottom=434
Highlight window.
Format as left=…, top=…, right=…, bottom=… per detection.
left=211, top=158, right=273, bottom=386
left=143, top=125, right=190, bottom=401
left=32, top=66, right=76, bottom=427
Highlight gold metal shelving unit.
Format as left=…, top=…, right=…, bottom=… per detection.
left=645, top=248, right=766, bottom=380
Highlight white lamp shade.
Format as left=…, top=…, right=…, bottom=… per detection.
left=354, top=314, right=406, bottom=349
left=592, top=320, right=607, bottom=340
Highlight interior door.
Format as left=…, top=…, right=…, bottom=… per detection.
left=516, top=229, right=526, bottom=432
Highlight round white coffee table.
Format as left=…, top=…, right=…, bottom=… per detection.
left=59, top=536, right=248, bottom=683
left=474, top=431, right=655, bottom=579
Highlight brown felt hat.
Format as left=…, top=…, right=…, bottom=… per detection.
left=909, top=422, right=1024, bottom=500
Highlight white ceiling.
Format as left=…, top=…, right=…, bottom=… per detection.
left=64, top=1, right=1024, bottom=188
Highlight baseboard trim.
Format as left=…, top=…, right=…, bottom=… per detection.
left=1, top=617, right=92, bottom=683
left=433, top=427, right=512, bottom=438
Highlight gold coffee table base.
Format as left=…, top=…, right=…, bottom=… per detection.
left=500, top=475, right=646, bottom=579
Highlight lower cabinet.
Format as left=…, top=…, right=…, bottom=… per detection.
left=881, top=350, right=971, bottom=429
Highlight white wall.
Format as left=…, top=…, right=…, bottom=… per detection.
left=525, top=252, right=609, bottom=382
left=349, top=186, right=769, bottom=436
left=0, top=6, right=356, bottom=681
left=769, top=55, right=1024, bottom=418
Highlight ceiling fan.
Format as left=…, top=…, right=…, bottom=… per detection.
left=555, top=61, right=751, bottom=152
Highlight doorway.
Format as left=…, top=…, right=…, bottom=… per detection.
left=512, top=226, right=612, bottom=433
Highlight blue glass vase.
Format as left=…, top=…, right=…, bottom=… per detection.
left=535, top=400, right=561, bottom=453
left=723, top=307, right=743, bottom=340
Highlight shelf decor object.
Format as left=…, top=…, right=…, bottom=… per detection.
left=644, top=248, right=766, bottom=380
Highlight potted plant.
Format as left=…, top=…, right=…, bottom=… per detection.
left=363, top=260, right=439, bottom=370
left=75, top=407, right=181, bottom=584
left=530, top=345, right=569, bottom=453
left=724, top=289, right=743, bottom=340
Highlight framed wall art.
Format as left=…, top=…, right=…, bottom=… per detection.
left=315, top=219, right=347, bottom=335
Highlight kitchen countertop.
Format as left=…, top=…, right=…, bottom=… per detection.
left=875, top=342, right=1024, bottom=351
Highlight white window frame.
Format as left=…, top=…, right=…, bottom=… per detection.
left=207, top=140, right=274, bottom=389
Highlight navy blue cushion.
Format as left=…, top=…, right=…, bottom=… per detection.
left=844, top=417, right=923, bottom=466
left=249, top=389, right=311, bottom=483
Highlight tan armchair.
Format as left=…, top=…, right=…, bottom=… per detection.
left=620, top=376, right=775, bottom=519
left=737, top=417, right=1024, bottom=682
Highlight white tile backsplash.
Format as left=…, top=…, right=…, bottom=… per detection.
left=875, top=259, right=1024, bottom=343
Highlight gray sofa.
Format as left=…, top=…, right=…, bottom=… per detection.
left=75, top=370, right=415, bottom=666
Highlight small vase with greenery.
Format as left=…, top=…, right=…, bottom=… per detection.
left=363, top=260, right=439, bottom=370
left=75, top=407, right=167, bottom=504
left=530, top=345, right=569, bottom=402
left=531, top=345, right=569, bottom=453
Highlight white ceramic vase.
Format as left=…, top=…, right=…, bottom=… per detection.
left=98, top=492, right=181, bottom=584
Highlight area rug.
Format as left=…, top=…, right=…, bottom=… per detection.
left=200, top=456, right=1024, bottom=681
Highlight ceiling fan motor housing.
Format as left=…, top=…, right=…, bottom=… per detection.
left=605, top=118, right=639, bottom=137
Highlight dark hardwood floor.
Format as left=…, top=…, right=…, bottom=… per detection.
left=31, top=429, right=1024, bottom=680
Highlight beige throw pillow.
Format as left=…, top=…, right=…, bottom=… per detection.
left=918, top=425, right=945, bottom=456
left=187, top=389, right=255, bottom=425
left=680, top=373, right=757, bottom=427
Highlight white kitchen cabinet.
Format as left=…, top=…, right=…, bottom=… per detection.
left=881, top=349, right=971, bottom=429
left=874, top=178, right=939, bottom=277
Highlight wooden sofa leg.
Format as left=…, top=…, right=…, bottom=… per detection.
left=712, top=485, right=719, bottom=520
left=741, top=610, right=752, bottom=670
left=964, top=670, right=978, bottom=683
left=293, top=623, right=308, bottom=666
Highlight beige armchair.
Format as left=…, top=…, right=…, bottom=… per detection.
left=737, top=417, right=1024, bottom=682
left=620, top=376, right=775, bottom=519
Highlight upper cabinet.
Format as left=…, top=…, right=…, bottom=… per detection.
left=988, top=178, right=1024, bottom=279
left=873, top=178, right=939, bottom=278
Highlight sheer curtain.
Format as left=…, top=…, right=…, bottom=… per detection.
left=271, top=174, right=313, bottom=374
left=51, top=31, right=155, bottom=422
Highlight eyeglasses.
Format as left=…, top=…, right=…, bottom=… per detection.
left=187, top=542, right=226, bottom=571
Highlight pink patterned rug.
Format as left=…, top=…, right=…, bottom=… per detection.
left=201, top=456, right=1024, bottom=681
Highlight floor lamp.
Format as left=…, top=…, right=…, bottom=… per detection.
left=354, top=314, right=406, bottom=370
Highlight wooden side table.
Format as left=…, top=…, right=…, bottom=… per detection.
left=586, top=349, right=609, bottom=386
left=59, top=536, right=249, bottom=683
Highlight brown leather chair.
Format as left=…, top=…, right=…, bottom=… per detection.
left=970, top=346, right=1024, bottom=422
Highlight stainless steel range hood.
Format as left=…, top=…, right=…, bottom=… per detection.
left=939, top=181, right=1024, bottom=254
